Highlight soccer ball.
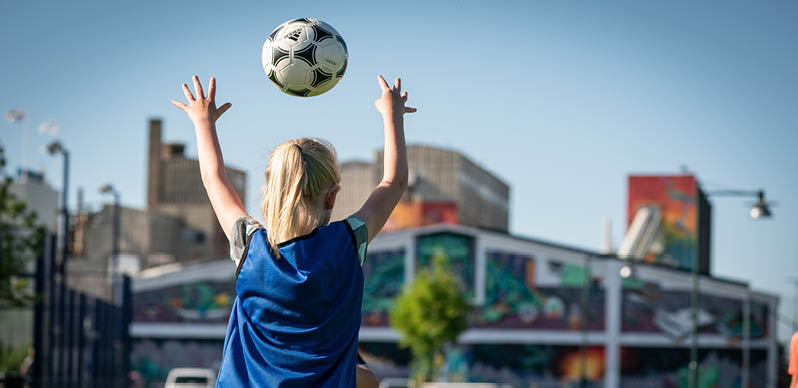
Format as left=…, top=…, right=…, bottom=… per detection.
left=262, top=18, right=348, bottom=97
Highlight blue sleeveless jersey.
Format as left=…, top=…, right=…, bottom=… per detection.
left=217, top=221, right=364, bottom=387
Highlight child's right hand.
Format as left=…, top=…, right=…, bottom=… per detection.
left=374, top=75, right=417, bottom=118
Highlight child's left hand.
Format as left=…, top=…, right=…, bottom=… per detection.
left=171, top=75, right=232, bottom=124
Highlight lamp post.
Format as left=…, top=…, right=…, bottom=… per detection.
left=45, top=140, right=69, bottom=384
left=688, top=188, right=775, bottom=388
left=99, top=184, right=120, bottom=277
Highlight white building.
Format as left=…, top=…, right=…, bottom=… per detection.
left=129, top=223, right=779, bottom=388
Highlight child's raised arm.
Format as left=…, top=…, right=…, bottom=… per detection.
left=353, top=75, right=417, bottom=243
left=171, top=75, right=247, bottom=241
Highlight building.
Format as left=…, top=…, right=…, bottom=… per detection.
left=146, top=118, right=247, bottom=261
left=9, top=169, right=59, bottom=232
left=125, top=169, right=781, bottom=387
left=75, top=119, right=247, bottom=273
left=331, top=145, right=510, bottom=233
left=127, top=223, right=779, bottom=387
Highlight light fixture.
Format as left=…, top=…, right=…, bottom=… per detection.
left=620, top=265, right=634, bottom=279
left=749, top=191, right=772, bottom=219
left=45, top=141, right=63, bottom=155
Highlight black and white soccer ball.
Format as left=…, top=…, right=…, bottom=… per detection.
left=262, top=18, right=348, bottom=97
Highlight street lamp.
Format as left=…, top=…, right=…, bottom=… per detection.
left=687, top=188, right=775, bottom=388
left=45, top=140, right=70, bottom=274
left=45, top=140, right=69, bottom=383
left=706, top=189, right=774, bottom=219
left=99, top=184, right=121, bottom=276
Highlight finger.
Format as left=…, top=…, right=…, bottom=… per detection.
left=208, top=77, right=216, bottom=100
left=193, top=75, right=205, bottom=99
left=182, top=84, right=195, bottom=102
left=217, top=102, right=232, bottom=118
left=170, top=100, right=187, bottom=111
left=377, top=75, right=390, bottom=92
left=404, top=107, right=417, bottom=113
left=394, top=77, right=401, bottom=91
left=401, top=91, right=408, bottom=102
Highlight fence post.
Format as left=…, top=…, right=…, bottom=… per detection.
left=77, top=293, right=86, bottom=388
left=32, top=234, right=54, bottom=388
left=58, top=269, right=66, bottom=385
left=66, top=289, right=75, bottom=387
left=47, top=234, right=57, bottom=385
left=122, top=275, right=132, bottom=388
left=91, top=298, right=101, bottom=387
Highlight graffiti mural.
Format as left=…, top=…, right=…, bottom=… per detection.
left=622, top=283, right=767, bottom=341
left=416, top=233, right=475, bottom=298
left=361, top=249, right=405, bottom=326
left=620, top=347, right=768, bottom=388
left=359, top=342, right=605, bottom=387
left=134, top=280, right=234, bottom=324
left=475, top=251, right=604, bottom=330
left=627, top=175, right=698, bottom=271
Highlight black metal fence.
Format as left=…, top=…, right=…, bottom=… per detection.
left=0, top=235, right=132, bottom=388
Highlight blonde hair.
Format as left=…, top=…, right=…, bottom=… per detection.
left=261, top=138, right=340, bottom=258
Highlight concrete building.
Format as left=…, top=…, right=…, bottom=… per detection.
left=9, top=169, right=59, bottom=232
left=147, top=119, right=247, bottom=260
left=75, top=118, right=247, bottom=272
left=331, top=145, right=510, bottom=233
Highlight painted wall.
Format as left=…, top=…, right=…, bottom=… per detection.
left=627, top=175, right=698, bottom=271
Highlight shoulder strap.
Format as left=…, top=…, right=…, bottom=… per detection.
left=234, top=230, right=258, bottom=289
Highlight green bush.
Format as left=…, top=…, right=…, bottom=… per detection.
left=390, top=252, right=470, bottom=383
left=0, top=342, right=30, bottom=373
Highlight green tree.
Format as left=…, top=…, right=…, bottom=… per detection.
left=390, top=251, right=471, bottom=384
left=0, top=142, right=46, bottom=305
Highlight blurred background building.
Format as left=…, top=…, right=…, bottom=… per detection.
left=71, top=118, right=247, bottom=275
left=127, top=171, right=781, bottom=387
left=332, top=144, right=510, bottom=233
left=9, top=168, right=59, bottom=232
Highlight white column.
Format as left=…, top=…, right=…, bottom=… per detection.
left=405, top=235, right=415, bottom=285
left=474, top=236, right=485, bottom=305
left=604, top=260, right=622, bottom=388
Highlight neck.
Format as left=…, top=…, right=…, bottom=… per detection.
left=297, top=207, right=331, bottom=236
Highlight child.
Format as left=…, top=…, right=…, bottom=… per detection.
left=171, top=75, right=416, bottom=387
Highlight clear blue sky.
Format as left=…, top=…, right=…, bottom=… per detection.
left=2, top=1, right=796, bottom=343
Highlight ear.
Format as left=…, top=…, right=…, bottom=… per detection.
left=324, top=185, right=340, bottom=210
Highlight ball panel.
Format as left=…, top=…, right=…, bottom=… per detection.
left=274, top=22, right=315, bottom=53
left=315, top=39, right=346, bottom=75
left=261, top=38, right=274, bottom=72
left=293, top=45, right=316, bottom=68
left=336, top=57, right=347, bottom=78
left=272, top=46, right=289, bottom=66
left=314, top=20, right=341, bottom=37
left=310, top=24, right=333, bottom=42
left=268, top=69, right=284, bottom=90
left=286, top=88, right=312, bottom=97
left=306, top=78, right=339, bottom=97
left=268, top=25, right=284, bottom=41
left=276, top=60, right=313, bottom=89
left=310, top=68, right=333, bottom=88
left=335, top=35, right=348, bottom=54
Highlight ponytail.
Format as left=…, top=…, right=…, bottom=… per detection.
left=261, top=138, right=340, bottom=258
